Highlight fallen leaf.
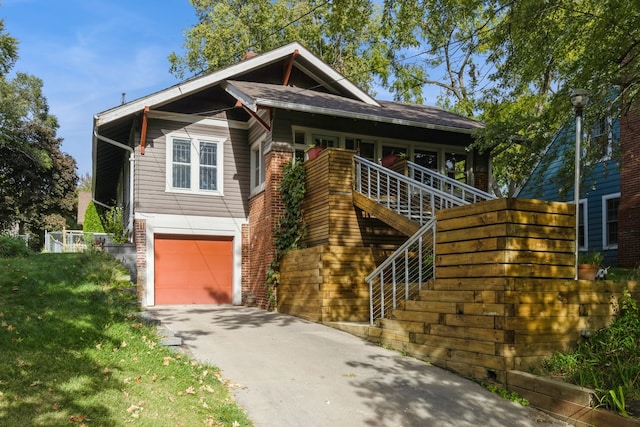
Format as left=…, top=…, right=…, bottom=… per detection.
left=7, top=325, right=14, bottom=332
left=95, top=343, right=102, bottom=350
left=1, top=320, right=6, bottom=327
left=126, top=404, right=141, bottom=413
left=203, top=384, right=215, bottom=393
left=185, top=386, right=196, bottom=395
left=29, top=380, right=40, bottom=387
left=162, top=356, right=172, bottom=366
left=52, top=403, right=60, bottom=410
left=167, top=395, right=175, bottom=402
left=69, top=415, right=86, bottom=422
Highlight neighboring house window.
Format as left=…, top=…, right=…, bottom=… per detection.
left=591, top=116, right=613, bottom=160
left=603, top=193, right=620, bottom=249
left=167, top=134, right=224, bottom=195
left=578, top=200, right=587, bottom=250
left=251, top=139, right=266, bottom=193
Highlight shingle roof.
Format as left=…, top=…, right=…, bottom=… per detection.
left=225, top=80, right=483, bottom=133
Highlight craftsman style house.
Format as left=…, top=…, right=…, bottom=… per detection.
left=92, top=42, right=489, bottom=307
left=517, top=116, right=621, bottom=266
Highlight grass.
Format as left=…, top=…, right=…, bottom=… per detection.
left=0, top=251, right=252, bottom=426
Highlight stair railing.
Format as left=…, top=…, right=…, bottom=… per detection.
left=354, top=156, right=466, bottom=224
left=406, top=160, right=496, bottom=204
left=366, top=219, right=436, bottom=325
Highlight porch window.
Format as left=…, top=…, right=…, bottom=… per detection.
left=346, top=138, right=375, bottom=160
left=603, top=193, right=620, bottom=249
left=414, top=149, right=439, bottom=170
left=445, top=152, right=467, bottom=183
left=312, top=134, right=338, bottom=148
left=167, top=134, right=224, bottom=195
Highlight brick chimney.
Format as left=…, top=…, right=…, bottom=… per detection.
left=618, top=102, right=640, bottom=267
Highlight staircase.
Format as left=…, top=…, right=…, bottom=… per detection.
left=353, top=156, right=496, bottom=325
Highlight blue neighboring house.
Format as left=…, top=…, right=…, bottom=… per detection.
left=517, top=116, right=621, bottom=267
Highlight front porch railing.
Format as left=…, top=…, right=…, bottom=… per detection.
left=406, top=161, right=496, bottom=204
left=354, top=156, right=465, bottom=224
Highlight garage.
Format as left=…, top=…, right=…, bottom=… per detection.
left=154, top=234, right=233, bottom=305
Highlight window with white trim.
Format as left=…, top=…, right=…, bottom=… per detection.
left=166, top=134, right=224, bottom=195
left=591, top=116, right=613, bottom=160
left=602, top=193, right=620, bottom=249
left=251, top=139, right=266, bottom=193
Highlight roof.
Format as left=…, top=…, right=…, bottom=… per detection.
left=223, top=80, right=483, bottom=134
left=95, top=41, right=378, bottom=126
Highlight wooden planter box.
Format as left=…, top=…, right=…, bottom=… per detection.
left=507, top=371, right=640, bottom=427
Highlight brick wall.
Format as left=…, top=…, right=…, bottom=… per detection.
left=244, top=142, right=293, bottom=308
left=619, top=104, right=640, bottom=267
left=133, top=219, right=146, bottom=302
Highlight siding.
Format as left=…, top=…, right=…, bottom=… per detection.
left=519, top=120, right=621, bottom=265
left=135, top=118, right=250, bottom=218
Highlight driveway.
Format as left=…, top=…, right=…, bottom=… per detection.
left=148, top=305, right=569, bottom=427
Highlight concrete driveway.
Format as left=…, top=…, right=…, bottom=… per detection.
left=148, top=305, right=569, bottom=427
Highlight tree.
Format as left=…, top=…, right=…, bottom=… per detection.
left=0, top=16, right=78, bottom=246
left=172, top=0, right=639, bottom=194
left=169, top=0, right=390, bottom=94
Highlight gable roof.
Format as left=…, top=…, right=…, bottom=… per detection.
left=95, top=42, right=379, bottom=126
left=223, top=80, right=483, bottom=133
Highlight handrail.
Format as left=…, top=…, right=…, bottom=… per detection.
left=366, top=219, right=436, bottom=325
left=353, top=156, right=466, bottom=224
left=354, top=155, right=495, bottom=326
left=406, top=160, right=496, bottom=204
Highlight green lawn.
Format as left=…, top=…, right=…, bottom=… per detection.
left=0, top=251, right=252, bottom=426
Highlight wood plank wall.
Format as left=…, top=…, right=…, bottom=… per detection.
left=374, top=197, right=638, bottom=384
left=278, top=246, right=376, bottom=322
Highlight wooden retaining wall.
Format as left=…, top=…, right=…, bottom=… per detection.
left=372, top=198, right=638, bottom=384
left=278, top=246, right=375, bottom=322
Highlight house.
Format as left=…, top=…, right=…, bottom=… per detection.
left=517, top=115, right=621, bottom=266
left=92, top=42, right=489, bottom=308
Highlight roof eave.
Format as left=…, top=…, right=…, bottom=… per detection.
left=95, top=42, right=378, bottom=126
left=256, top=98, right=481, bottom=135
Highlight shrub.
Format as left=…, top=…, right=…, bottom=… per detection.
left=82, top=200, right=105, bottom=233
left=0, top=235, right=32, bottom=258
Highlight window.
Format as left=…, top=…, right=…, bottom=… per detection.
left=445, top=152, right=467, bottom=183
left=578, top=200, right=587, bottom=250
left=312, top=134, right=338, bottom=148
left=251, top=139, right=266, bottom=193
left=414, top=149, right=439, bottom=170
left=167, top=134, right=223, bottom=195
left=603, top=194, right=620, bottom=249
left=346, top=138, right=376, bottom=160
left=591, top=116, right=612, bottom=160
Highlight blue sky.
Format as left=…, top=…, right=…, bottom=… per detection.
left=2, top=0, right=197, bottom=177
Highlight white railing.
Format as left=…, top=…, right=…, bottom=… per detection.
left=354, top=155, right=495, bottom=325
left=354, top=156, right=466, bottom=225
left=367, top=219, right=436, bottom=325
left=407, top=160, right=496, bottom=204
left=44, top=231, right=111, bottom=253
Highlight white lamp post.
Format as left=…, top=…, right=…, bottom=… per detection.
left=570, top=89, right=589, bottom=279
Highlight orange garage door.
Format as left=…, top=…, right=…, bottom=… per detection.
left=154, top=234, right=233, bottom=305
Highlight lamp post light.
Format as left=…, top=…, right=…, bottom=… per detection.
left=570, top=89, right=589, bottom=279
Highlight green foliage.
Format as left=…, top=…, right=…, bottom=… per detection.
left=265, top=160, right=306, bottom=310
left=82, top=200, right=105, bottom=233
left=170, top=0, right=386, bottom=94
left=0, top=235, right=32, bottom=258
left=484, top=383, right=529, bottom=406
left=274, top=160, right=307, bottom=258
left=578, top=250, right=604, bottom=265
left=102, top=206, right=128, bottom=243
left=542, top=289, right=640, bottom=416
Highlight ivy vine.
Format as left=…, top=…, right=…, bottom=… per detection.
left=265, top=160, right=306, bottom=310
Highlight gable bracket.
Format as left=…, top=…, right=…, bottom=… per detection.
left=235, top=100, right=271, bottom=132
left=140, top=106, right=150, bottom=155
left=282, top=49, right=299, bottom=86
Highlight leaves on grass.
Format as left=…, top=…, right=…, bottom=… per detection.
left=185, top=386, right=196, bottom=395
